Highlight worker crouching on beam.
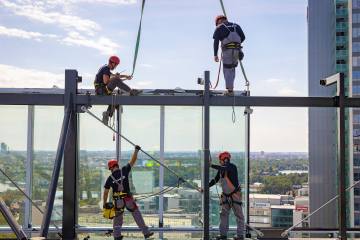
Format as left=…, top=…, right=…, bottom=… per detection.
left=103, top=145, right=154, bottom=240
left=94, top=55, right=142, bottom=125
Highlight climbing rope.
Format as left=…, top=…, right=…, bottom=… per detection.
left=135, top=186, right=176, bottom=201
left=219, top=0, right=228, bottom=17
left=0, top=168, right=63, bottom=238
left=81, top=106, right=201, bottom=194
left=282, top=179, right=360, bottom=237
left=130, top=0, right=146, bottom=77
left=217, top=0, right=251, bottom=123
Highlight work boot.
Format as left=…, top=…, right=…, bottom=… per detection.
left=102, top=111, right=110, bottom=125
left=215, top=235, right=227, bottom=240
left=129, top=89, right=142, bottom=96
left=114, top=236, right=123, bottom=240
left=233, top=236, right=244, bottom=240
left=224, top=90, right=234, bottom=96
left=144, top=232, right=154, bottom=239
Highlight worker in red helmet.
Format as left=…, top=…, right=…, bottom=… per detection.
left=103, top=145, right=154, bottom=240
left=201, top=151, right=244, bottom=240
left=213, top=15, right=245, bottom=96
left=94, top=55, right=142, bottom=125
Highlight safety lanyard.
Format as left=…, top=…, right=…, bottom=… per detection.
left=131, top=0, right=146, bottom=77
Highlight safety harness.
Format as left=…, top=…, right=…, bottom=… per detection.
left=219, top=170, right=242, bottom=206
left=220, top=23, right=242, bottom=69
left=94, top=82, right=112, bottom=95
left=110, top=170, right=138, bottom=213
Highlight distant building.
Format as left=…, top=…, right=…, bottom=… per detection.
left=293, top=196, right=309, bottom=227
left=296, top=184, right=309, bottom=197
left=308, top=0, right=359, bottom=227
left=249, top=202, right=271, bottom=227
left=271, top=205, right=295, bottom=228
left=0, top=142, right=9, bottom=153
left=249, top=194, right=294, bottom=227
left=250, top=182, right=263, bottom=193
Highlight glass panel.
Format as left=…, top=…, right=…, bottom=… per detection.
left=32, top=106, right=63, bottom=230
left=209, top=106, right=246, bottom=228
left=121, top=106, right=160, bottom=227
left=0, top=105, right=27, bottom=232
left=163, top=106, right=202, bottom=228
left=78, top=106, right=160, bottom=228
left=78, top=106, right=116, bottom=228
left=250, top=107, right=309, bottom=233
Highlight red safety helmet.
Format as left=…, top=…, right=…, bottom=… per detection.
left=218, top=151, right=231, bottom=161
left=215, top=15, right=227, bottom=26
left=107, top=159, right=119, bottom=170
left=109, top=55, right=120, bottom=65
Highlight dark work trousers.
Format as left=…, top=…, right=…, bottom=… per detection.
left=95, top=76, right=131, bottom=117
left=219, top=193, right=244, bottom=237
left=113, top=196, right=150, bottom=238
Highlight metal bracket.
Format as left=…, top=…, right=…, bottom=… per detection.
left=244, top=106, right=253, bottom=115
left=320, top=73, right=341, bottom=87
left=77, top=91, right=92, bottom=113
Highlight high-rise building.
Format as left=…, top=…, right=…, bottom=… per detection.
left=308, top=0, right=360, bottom=227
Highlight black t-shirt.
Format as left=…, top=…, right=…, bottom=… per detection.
left=209, top=162, right=239, bottom=188
left=94, top=64, right=112, bottom=85
left=104, top=164, right=132, bottom=194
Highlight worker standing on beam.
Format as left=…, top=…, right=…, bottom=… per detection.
left=103, top=145, right=154, bottom=240
left=94, top=55, right=142, bottom=125
left=213, top=15, right=245, bottom=95
left=201, top=151, right=244, bottom=240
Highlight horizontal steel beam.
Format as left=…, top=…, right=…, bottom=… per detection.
left=78, top=95, right=338, bottom=107
left=0, top=93, right=64, bottom=105
left=1, top=92, right=360, bottom=108
left=210, top=96, right=337, bottom=107
left=1, top=226, right=360, bottom=234
left=76, top=95, right=203, bottom=106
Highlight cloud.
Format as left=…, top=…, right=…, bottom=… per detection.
left=61, top=31, right=119, bottom=55
left=72, top=0, right=136, bottom=4
left=0, top=25, right=58, bottom=41
left=132, top=81, right=153, bottom=87
left=238, top=1, right=306, bottom=17
left=0, top=0, right=100, bottom=36
left=140, top=63, right=154, bottom=68
left=278, top=87, right=300, bottom=96
left=0, top=64, right=64, bottom=88
left=0, top=0, right=125, bottom=54
left=265, top=78, right=284, bottom=83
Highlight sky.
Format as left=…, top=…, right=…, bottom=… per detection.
left=0, top=0, right=309, bottom=152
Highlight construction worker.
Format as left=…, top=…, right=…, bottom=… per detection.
left=94, top=55, right=142, bottom=125
left=201, top=151, right=244, bottom=240
left=213, top=15, right=245, bottom=95
left=103, top=145, right=154, bottom=240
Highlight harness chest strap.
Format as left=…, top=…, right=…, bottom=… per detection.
left=110, top=172, right=127, bottom=198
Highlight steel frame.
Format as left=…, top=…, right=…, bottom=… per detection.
left=0, top=69, right=357, bottom=239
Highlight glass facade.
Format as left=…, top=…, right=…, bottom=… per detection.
left=353, top=0, right=360, bottom=226
left=0, top=104, right=247, bottom=236
left=0, top=105, right=27, bottom=233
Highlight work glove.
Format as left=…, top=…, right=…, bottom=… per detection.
left=103, top=202, right=115, bottom=219
left=135, top=145, right=141, bottom=151
left=103, top=202, right=114, bottom=209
